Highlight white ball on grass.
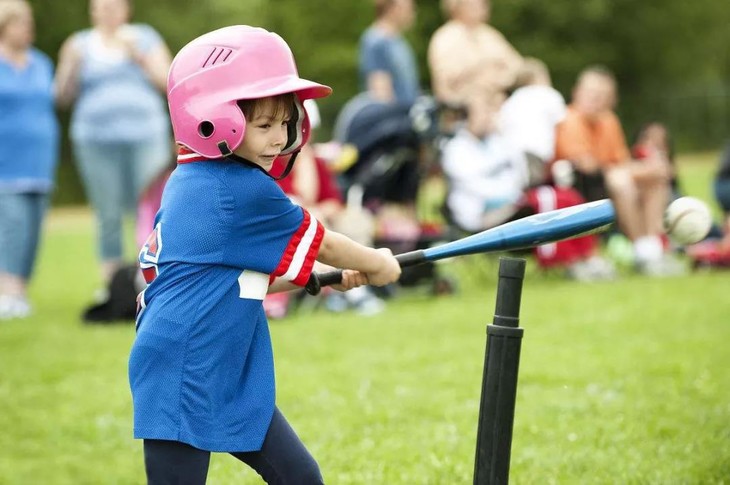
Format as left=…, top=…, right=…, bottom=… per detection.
left=663, top=196, right=712, bottom=245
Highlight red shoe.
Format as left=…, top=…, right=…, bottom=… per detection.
left=686, top=240, right=730, bottom=268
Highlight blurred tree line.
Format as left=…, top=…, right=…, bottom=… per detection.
left=27, top=0, right=730, bottom=205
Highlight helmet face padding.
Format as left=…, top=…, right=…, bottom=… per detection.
left=167, top=26, right=331, bottom=158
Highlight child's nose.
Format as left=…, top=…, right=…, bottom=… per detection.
left=274, top=125, right=288, bottom=147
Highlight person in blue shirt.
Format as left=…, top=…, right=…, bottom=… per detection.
left=359, top=0, right=420, bottom=106
left=54, top=0, right=173, bottom=287
left=0, top=0, right=59, bottom=320
left=130, top=26, right=401, bottom=484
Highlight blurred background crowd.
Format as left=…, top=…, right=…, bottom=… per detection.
left=2, top=0, right=730, bottom=322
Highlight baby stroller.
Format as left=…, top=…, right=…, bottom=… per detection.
left=331, top=94, right=451, bottom=291
left=333, top=94, right=437, bottom=206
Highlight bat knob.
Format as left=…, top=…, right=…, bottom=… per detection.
left=305, top=273, right=322, bottom=296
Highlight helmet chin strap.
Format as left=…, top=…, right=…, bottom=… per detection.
left=217, top=140, right=300, bottom=181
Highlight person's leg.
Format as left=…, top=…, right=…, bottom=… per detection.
left=230, top=407, right=324, bottom=485
left=0, top=193, right=35, bottom=318
left=73, top=141, right=127, bottom=282
left=144, top=439, right=211, bottom=485
left=130, top=137, right=173, bottom=204
left=0, top=193, right=27, bottom=292
left=637, top=176, right=670, bottom=238
left=18, top=193, right=50, bottom=286
left=604, top=166, right=644, bottom=241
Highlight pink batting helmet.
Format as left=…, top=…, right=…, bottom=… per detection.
left=167, top=25, right=332, bottom=158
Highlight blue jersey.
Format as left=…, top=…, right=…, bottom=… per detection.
left=129, top=158, right=324, bottom=452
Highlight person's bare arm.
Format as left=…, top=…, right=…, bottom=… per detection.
left=118, top=31, right=172, bottom=93
left=555, top=117, right=601, bottom=174
left=367, top=71, right=395, bottom=103
left=627, top=154, right=671, bottom=183
left=54, top=35, right=81, bottom=108
left=571, top=154, right=601, bottom=174
left=428, top=33, right=467, bottom=103
left=317, top=231, right=400, bottom=286
left=136, top=43, right=172, bottom=93
left=495, top=37, right=524, bottom=91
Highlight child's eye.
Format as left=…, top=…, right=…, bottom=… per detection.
left=259, top=123, right=271, bottom=129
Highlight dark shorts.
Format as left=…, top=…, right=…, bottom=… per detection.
left=573, top=171, right=608, bottom=202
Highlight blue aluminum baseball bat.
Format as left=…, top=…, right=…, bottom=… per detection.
left=305, top=199, right=615, bottom=295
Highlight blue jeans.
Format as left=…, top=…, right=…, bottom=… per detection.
left=0, top=192, right=49, bottom=279
left=143, top=407, right=324, bottom=484
left=73, top=138, right=171, bottom=262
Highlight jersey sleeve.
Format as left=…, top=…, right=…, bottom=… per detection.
left=270, top=207, right=325, bottom=286
left=361, top=36, right=390, bottom=75
left=223, top=173, right=325, bottom=286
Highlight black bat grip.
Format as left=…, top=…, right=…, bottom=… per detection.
left=304, top=250, right=427, bottom=295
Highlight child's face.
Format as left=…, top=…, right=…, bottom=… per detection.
left=642, top=124, right=667, bottom=149
left=235, top=98, right=292, bottom=171
left=573, top=73, right=616, bottom=118
left=467, top=94, right=503, bottom=138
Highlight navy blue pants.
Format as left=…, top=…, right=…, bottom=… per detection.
left=144, top=407, right=324, bottom=484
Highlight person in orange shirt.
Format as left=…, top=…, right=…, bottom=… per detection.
left=555, top=66, right=682, bottom=275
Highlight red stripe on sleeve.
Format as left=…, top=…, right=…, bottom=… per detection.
left=290, top=220, right=325, bottom=286
left=273, top=209, right=311, bottom=278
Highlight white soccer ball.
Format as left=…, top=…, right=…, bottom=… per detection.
left=663, top=196, right=713, bottom=245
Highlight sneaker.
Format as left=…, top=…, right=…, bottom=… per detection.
left=0, top=295, right=31, bottom=320
left=324, top=287, right=386, bottom=316
left=686, top=240, right=730, bottom=268
left=324, top=292, right=349, bottom=313
left=606, top=233, right=635, bottom=267
left=566, top=256, right=617, bottom=282
left=636, top=254, right=687, bottom=277
left=344, top=287, right=385, bottom=316
left=353, top=293, right=386, bottom=316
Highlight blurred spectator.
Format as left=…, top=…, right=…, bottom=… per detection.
left=555, top=66, right=681, bottom=276
left=54, top=0, right=172, bottom=285
left=631, top=121, right=681, bottom=200
left=357, top=0, right=423, bottom=255
left=499, top=57, right=566, bottom=167
left=0, top=0, right=59, bottom=319
left=441, top=94, right=529, bottom=232
left=135, top=150, right=174, bottom=250
left=442, top=95, right=614, bottom=281
left=359, top=0, right=420, bottom=106
left=428, top=0, right=523, bottom=111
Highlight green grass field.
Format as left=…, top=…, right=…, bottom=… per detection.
left=1, top=154, right=729, bottom=484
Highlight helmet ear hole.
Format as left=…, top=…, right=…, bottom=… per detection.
left=198, top=121, right=215, bottom=138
